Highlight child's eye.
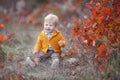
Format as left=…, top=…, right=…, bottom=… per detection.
left=45, top=24, right=48, bottom=26
left=50, top=25, right=53, bottom=26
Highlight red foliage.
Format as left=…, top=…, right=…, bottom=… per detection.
left=0, top=23, right=4, bottom=28
left=97, top=44, right=107, bottom=51
left=0, top=34, right=3, bottom=42
left=75, top=45, right=80, bottom=49
left=66, top=47, right=75, bottom=56
left=95, top=44, right=108, bottom=59
left=0, top=24, right=15, bottom=43
left=71, top=0, right=120, bottom=72
left=0, top=34, right=8, bottom=43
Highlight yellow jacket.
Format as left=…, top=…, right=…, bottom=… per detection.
left=34, top=30, right=66, bottom=54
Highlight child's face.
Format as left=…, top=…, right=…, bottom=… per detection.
left=44, top=22, right=56, bottom=33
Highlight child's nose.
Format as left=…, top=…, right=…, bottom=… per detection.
left=47, top=25, right=50, bottom=28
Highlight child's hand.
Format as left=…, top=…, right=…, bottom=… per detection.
left=58, top=41, right=63, bottom=47
left=33, top=50, right=38, bottom=55
left=60, top=53, right=65, bottom=58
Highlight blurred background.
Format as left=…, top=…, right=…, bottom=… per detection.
left=0, top=0, right=119, bottom=80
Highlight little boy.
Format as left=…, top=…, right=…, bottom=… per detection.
left=27, top=13, right=66, bottom=69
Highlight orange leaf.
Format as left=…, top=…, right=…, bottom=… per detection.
left=0, top=34, right=8, bottom=43
left=97, top=44, right=107, bottom=51
left=90, top=34, right=97, bottom=40
left=66, top=47, right=74, bottom=56
left=90, top=8, right=97, bottom=16
left=83, top=25, right=87, bottom=30
left=75, top=45, right=80, bottom=49
left=0, top=34, right=4, bottom=42
left=117, top=36, right=120, bottom=42
left=95, top=51, right=108, bottom=59
left=96, top=16, right=105, bottom=24
left=115, top=17, right=120, bottom=23
left=3, top=36, right=8, bottom=42
left=102, top=8, right=111, bottom=17
left=0, top=24, right=4, bottom=28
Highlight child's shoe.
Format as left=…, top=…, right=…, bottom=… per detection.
left=51, top=58, right=59, bottom=70
left=26, top=57, right=36, bottom=67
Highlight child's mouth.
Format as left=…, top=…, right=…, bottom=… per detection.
left=46, top=29, right=51, bottom=31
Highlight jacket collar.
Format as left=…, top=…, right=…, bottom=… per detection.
left=41, top=29, right=59, bottom=37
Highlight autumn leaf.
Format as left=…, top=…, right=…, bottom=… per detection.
left=97, top=44, right=107, bottom=51
left=0, top=34, right=8, bottom=43
left=0, top=34, right=4, bottom=42
left=73, top=25, right=80, bottom=35
left=89, top=34, right=98, bottom=41
left=117, top=36, right=120, bottom=42
left=26, top=14, right=36, bottom=24
left=17, top=71, right=22, bottom=79
left=95, top=51, right=108, bottom=59
left=83, top=25, right=87, bottom=31
left=77, top=36, right=84, bottom=43
left=3, top=36, right=8, bottom=42
left=74, top=0, right=82, bottom=7
left=66, top=47, right=75, bottom=56
left=115, top=17, right=120, bottom=23
left=96, top=16, right=105, bottom=24
left=95, top=43, right=109, bottom=59
left=99, top=61, right=106, bottom=72
left=102, top=8, right=111, bottom=17
left=0, top=62, right=6, bottom=69
left=0, top=24, right=4, bottom=28
left=75, top=45, right=80, bottom=49
left=70, top=0, right=119, bottom=73
left=107, top=40, right=112, bottom=45
left=90, top=8, right=97, bottom=16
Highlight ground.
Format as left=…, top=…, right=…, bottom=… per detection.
left=0, top=24, right=97, bottom=80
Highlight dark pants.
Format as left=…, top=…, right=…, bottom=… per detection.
left=35, top=50, right=59, bottom=62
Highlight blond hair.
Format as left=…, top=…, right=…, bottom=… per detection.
left=44, top=14, right=59, bottom=24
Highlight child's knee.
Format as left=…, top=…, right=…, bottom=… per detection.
left=51, top=53, right=60, bottom=59
left=51, top=58, right=60, bottom=69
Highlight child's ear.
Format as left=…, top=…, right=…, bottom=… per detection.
left=54, top=22, right=58, bottom=27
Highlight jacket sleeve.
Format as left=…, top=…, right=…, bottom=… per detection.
left=34, top=33, right=42, bottom=52
left=58, top=33, right=66, bottom=47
